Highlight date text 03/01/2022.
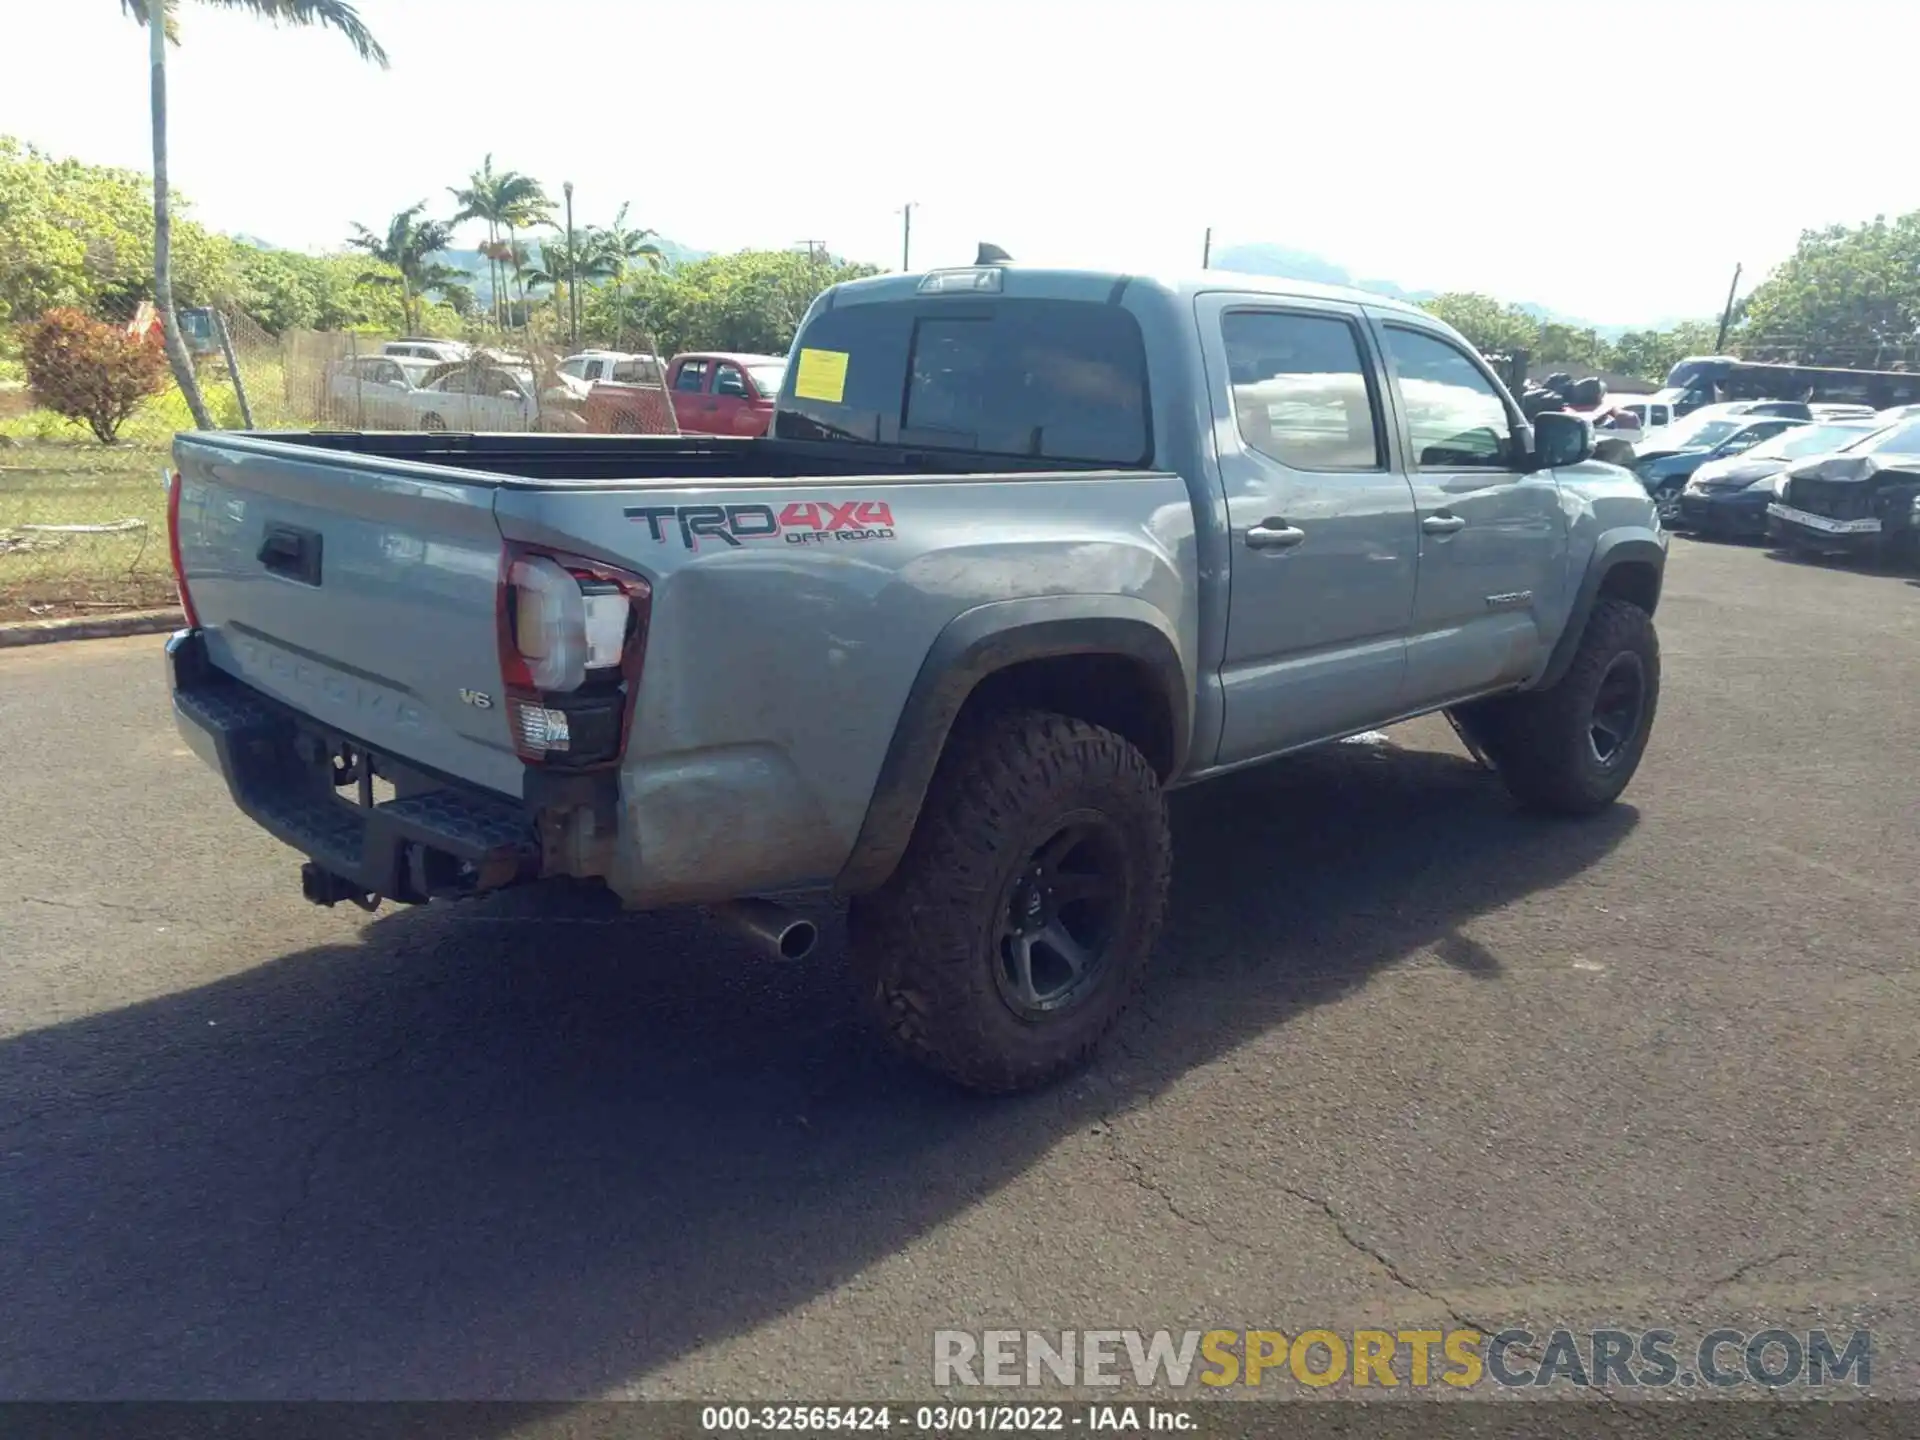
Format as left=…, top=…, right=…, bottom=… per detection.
left=700, top=1404, right=1197, bottom=1433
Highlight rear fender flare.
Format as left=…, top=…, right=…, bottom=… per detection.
left=833, top=596, right=1191, bottom=896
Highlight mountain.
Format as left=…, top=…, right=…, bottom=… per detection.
left=1208, top=242, right=1639, bottom=338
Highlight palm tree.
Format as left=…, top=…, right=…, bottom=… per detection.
left=525, top=232, right=618, bottom=295
left=600, top=202, right=667, bottom=281
left=347, top=203, right=458, bottom=334
left=449, top=156, right=509, bottom=327
left=450, top=158, right=551, bottom=329
left=121, top=0, right=387, bottom=430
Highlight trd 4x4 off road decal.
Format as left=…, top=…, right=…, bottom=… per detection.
left=625, top=500, right=896, bottom=550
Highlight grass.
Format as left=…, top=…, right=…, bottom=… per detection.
left=0, top=435, right=176, bottom=622
left=0, top=366, right=309, bottom=622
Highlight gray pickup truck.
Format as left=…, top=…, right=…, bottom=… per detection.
left=165, top=261, right=1667, bottom=1091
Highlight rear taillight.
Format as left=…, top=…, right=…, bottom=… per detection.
left=165, top=468, right=200, bottom=628
left=496, top=542, right=651, bottom=769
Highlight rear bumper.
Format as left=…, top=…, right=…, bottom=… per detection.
left=168, top=629, right=541, bottom=904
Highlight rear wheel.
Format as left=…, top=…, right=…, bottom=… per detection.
left=1448, top=598, right=1659, bottom=816
left=610, top=409, right=642, bottom=434
left=848, top=709, right=1170, bottom=1093
left=419, top=412, right=447, bottom=432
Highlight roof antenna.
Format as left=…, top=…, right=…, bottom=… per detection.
left=976, top=242, right=1013, bottom=265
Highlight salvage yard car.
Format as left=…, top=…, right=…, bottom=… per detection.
left=1675, top=419, right=1878, bottom=539
left=409, top=360, right=587, bottom=432
left=1636, top=411, right=1807, bottom=519
left=162, top=261, right=1667, bottom=1092
left=1768, top=415, right=1920, bottom=566
left=322, top=353, right=440, bottom=429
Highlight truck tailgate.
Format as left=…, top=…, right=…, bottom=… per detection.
left=172, top=437, right=522, bottom=798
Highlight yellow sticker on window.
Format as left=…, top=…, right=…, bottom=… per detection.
left=793, top=347, right=850, bottom=404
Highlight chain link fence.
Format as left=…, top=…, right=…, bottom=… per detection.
left=278, top=328, right=679, bottom=435
left=1, top=316, right=680, bottom=622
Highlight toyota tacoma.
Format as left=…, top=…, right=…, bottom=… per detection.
left=165, top=259, right=1667, bottom=1092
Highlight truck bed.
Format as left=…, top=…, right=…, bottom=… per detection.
left=267, top=430, right=1114, bottom=484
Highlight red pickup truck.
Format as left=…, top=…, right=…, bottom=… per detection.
left=665, top=351, right=788, bottom=437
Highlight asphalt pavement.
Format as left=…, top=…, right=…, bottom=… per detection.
left=1, top=538, right=1915, bottom=1404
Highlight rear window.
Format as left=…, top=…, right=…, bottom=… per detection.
left=775, top=297, right=1151, bottom=466
left=611, top=357, right=662, bottom=384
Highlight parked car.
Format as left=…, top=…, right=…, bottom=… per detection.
left=1636, top=413, right=1808, bottom=518
left=559, top=350, right=665, bottom=386
left=163, top=262, right=1666, bottom=1092
left=1809, top=403, right=1878, bottom=422
left=1612, top=397, right=1674, bottom=449
left=1615, top=397, right=1678, bottom=433
left=383, top=338, right=471, bottom=365
left=323, top=354, right=440, bottom=429
left=1734, top=400, right=1816, bottom=420
left=1768, top=416, right=1920, bottom=566
left=1674, top=419, right=1880, bottom=538
left=666, top=351, right=788, bottom=436
left=573, top=352, right=681, bottom=434
left=1874, top=403, right=1920, bottom=424
left=410, top=361, right=586, bottom=432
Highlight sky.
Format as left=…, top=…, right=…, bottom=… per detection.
left=4, top=0, right=1915, bottom=328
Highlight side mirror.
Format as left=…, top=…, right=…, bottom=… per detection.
left=1529, top=410, right=1596, bottom=469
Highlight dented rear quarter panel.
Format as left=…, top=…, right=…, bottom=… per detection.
left=492, top=470, right=1199, bottom=905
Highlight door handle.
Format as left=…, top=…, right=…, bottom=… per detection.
left=1246, top=520, right=1306, bottom=551
left=1422, top=513, right=1467, bottom=535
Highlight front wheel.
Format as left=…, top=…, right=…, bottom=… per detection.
left=1450, top=598, right=1660, bottom=816
left=1654, top=482, right=1685, bottom=524
left=848, top=709, right=1171, bottom=1093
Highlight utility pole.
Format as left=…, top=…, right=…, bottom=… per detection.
left=563, top=181, right=579, bottom=349
left=1715, top=262, right=1742, bottom=353
left=796, top=239, right=827, bottom=275
left=1202, top=227, right=1212, bottom=268
left=901, top=202, right=916, bottom=272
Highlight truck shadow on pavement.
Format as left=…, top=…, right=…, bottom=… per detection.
left=0, top=733, right=1635, bottom=1400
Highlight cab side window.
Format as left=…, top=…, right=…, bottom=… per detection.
left=1221, top=310, right=1383, bottom=470
left=674, top=360, right=710, bottom=393
left=1381, top=326, right=1518, bottom=468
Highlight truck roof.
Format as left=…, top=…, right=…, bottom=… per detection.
left=673, top=351, right=788, bottom=365
left=826, top=265, right=1431, bottom=317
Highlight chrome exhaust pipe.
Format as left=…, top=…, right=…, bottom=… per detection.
left=708, top=898, right=819, bottom=961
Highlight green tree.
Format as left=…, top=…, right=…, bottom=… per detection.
left=1420, top=292, right=1538, bottom=357
left=0, top=137, right=232, bottom=324
left=1610, top=321, right=1720, bottom=383
left=347, top=202, right=459, bottom=333
left=1530, top=321, right=1616, bottom=374
left=120, top=0, right=387, bottom=430
left=582, top=248, right=879, bottom=357
left=1739, top=214, right=1920, bottom=368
